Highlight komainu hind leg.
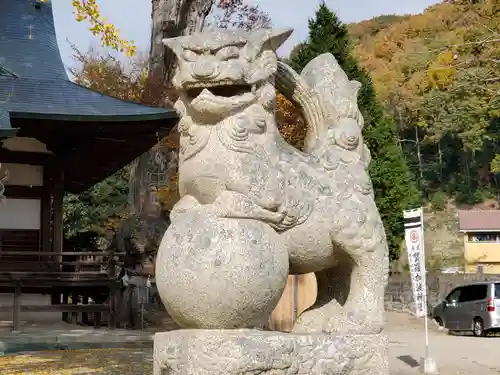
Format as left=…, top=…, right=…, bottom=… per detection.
left=294, top=198, right=389, bottom=334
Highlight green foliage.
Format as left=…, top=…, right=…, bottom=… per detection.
left=491, top=154, right=500, bottom=173
left=63, top=167, right=130, bottom=249
left=291, top=3, right=420, bottom=261
left=350, top=0, right=500, bottom=213
left=430, top=191, right=448, bottom=211
left=455, top=188, right=486, bottom=205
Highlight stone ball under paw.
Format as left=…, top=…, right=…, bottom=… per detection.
left=155, top=209, right=289, bottom=329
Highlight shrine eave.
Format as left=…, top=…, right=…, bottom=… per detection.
left=0, top=78, right=177, bottom=125
left=9, top=110, right=176, bottom=123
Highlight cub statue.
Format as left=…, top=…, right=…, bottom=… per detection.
left=155, top=27, right=389, bottom=335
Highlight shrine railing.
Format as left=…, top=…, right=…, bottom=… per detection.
left=0, top=250, right=126, bottom=331
left=0, top=250, right=125, bottom=277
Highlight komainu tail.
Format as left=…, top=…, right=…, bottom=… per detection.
left=275, top=60, right=326, bottom=153
left=275, top=54, right=363, bottom=156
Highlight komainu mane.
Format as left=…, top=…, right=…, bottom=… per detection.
left=155, top=28, right=389, bottom=335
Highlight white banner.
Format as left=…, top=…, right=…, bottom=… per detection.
left=403, top=207, right=427, bottom=318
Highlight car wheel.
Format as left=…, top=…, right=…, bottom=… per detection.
left=434, top=317, right=443, bottom=327
left=473, top=318, right=486, bottom=337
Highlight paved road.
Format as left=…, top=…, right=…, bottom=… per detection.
left=2, top=312, right=500, bottom=374
left=387, top=312, right=500, bottom=374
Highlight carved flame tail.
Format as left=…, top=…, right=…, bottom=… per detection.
left=275, top=61, right=326, bottom=153
left=276, top=54, right=362, bottom=154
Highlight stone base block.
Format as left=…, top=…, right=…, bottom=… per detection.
left=153, top=329, right=388, bottom=375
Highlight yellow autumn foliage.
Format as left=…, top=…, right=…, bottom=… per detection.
left=40, top=0, right=136, bottom=56
left=427, top=50, right=457, bottom=89
left=0, top=348, right=152, bottom=374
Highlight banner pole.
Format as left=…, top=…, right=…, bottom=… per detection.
left=404, top=207, right=437, bottom=374
left=421, top=208, right=429, bottom=358
left=418, top=207, right=436, bottom=374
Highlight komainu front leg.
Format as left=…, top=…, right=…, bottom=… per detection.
left=208, top=190, right=286, bottom=224
left=171, top=190, right=286, bottom=225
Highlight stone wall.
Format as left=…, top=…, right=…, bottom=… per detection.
left=385, top=272, right=500, bottom=313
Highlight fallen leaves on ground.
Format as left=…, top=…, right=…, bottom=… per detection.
left=0, top=348, right=153, bottom=375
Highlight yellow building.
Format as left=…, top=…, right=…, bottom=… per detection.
left=459, top=210, right=500, bottom=274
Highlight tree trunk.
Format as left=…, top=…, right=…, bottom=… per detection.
left=415, top=126, right=423, bottom=180
left=144, top=0, right=214, bottom=106
left=130, top=0, right=214, bottom=216
left=396, top=108, right=403, bottom=153
left=437, top=141, right=443, bottom=181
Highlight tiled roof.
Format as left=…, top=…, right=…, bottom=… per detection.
left=458, top=210, right=500, bottom=231
left=0, top=0, right=176, bottom=124
left=0, top=0, right=178, bottom=192
left=1, top=77, right=175, bottom=121
left=0, top=0, right=67, bottom=81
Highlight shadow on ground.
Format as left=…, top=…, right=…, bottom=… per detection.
left=397, top=355, right=419, bottom=368
left=0, top=348, right=153, bottom=375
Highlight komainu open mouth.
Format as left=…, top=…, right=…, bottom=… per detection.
left=185, top=84, right=252, bottom=99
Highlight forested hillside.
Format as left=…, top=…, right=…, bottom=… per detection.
left=349, top=0, right=500, bottom=206
left=65, top=0, right=500, bottom=266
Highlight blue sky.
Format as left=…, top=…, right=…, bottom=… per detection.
left=52, top=0, right=440, bottom=69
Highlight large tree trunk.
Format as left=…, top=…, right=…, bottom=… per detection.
left=151, top=0, right=214, bottom=86
left=145, top=0, right=214, bottom=106
left=129, top=0, right=214, bottom=216
left=124, top=0, right=214, bottom=329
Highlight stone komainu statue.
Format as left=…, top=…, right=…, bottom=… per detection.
left=155, top=28, right=389, bottom=335
left=153, top=27, right=390, bottom=375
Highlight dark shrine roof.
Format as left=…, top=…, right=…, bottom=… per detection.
left=1, top=78, right=174, bottom=122
left=0, top=0, right=178, bottom=192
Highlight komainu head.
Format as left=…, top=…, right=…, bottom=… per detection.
left=163, top=28, right=292, bottom=102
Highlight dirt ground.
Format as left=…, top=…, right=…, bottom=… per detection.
left=2, top=311, right=500, bottom=374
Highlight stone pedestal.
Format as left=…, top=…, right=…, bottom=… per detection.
left=153, top=329, right=389, bottom=375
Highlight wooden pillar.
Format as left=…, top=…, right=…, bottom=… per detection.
left=108, top=257, right=116, bottom=329
left=70, top=290, right=78, bottom=324
left=12, top=282, right=21, bottom=332
left=51, top=165, right=65, bottom=323
left=62, top=291, right=69, bottom=323
left=51, top=165, right=64, bottom=255
left=50, top=291, right=60, bottom=305
left=41, top=166, right=52, bottom=255
left=54, top=165, right=68, bottom=322
left=82, top=295, right=89, bottom=325
left=94, top=311, right=102, bottom=329
left=44, top=166, right=61, bottom=308
left=108, top=282, right=116, bottom=329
